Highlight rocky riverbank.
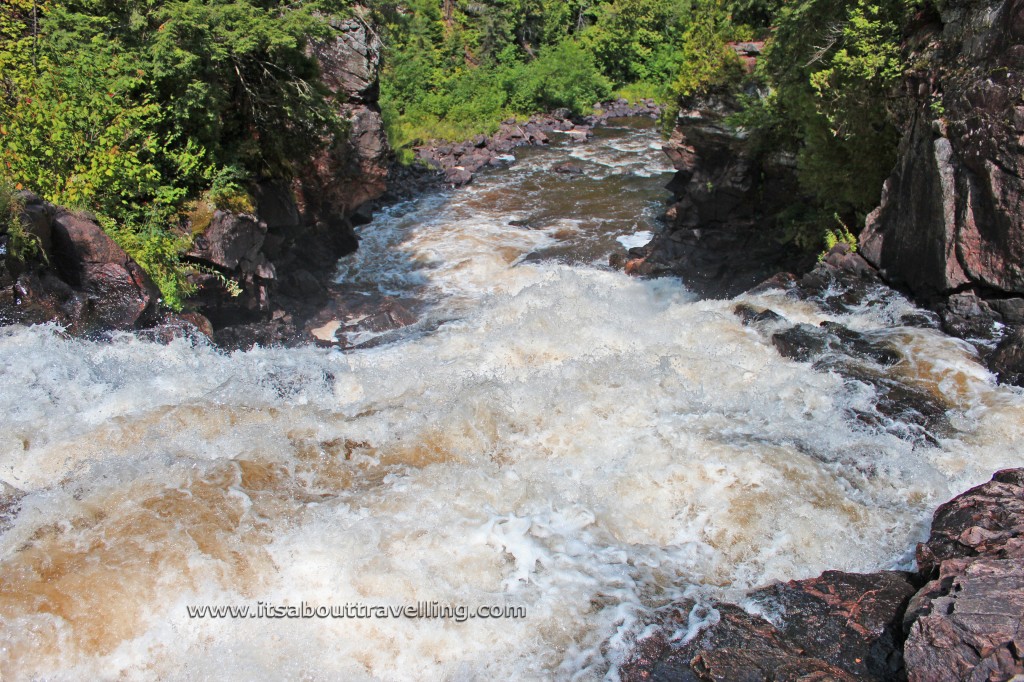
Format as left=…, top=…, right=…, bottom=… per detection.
left=618, top=0, right=1024, bottom=382
left=410, top=99, right=662, bottom=188
left=621, top=467, right=1024, bottom=681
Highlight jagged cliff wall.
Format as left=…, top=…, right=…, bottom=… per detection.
left=860, top=0, right=1024, bottom=332
left=0, top=12, right=391, bottom=337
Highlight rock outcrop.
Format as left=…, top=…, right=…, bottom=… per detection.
left=904, top=469, right=1024, bottom=681
left=620, top=469, right=1024, bottom=682
left=621, top=571, right=918, bottom=681
left=185, top=11, right=390, bottom=332
left=625, top=48, right=814, bottom=297
left=0, top=192, right=160, bottom=334
left=859, top=0, right=1024, bottom=335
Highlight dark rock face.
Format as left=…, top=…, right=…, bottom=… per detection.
left=311, top=16, right=380, bottom=101
left=293, top=14, right=388, bottom=223
left=186, top=211, right=275, bottom=326
left=187, top=12, right=390, bottom=337
left=905, top=558, right=1024, bottom=682
left=0, top=193, right=159, bottom=333
left=620, top=571, right=917, bottom=682
left=752, top=571, right=919, bottom=680
left=860, top=0, right=1024, bottom=307
left=987, top=327, right=1024, bottom=386
left=637, top=87, right=813, bottom=298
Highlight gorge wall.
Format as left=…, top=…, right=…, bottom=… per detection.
left=650, top=0, right=1024, bottom=339
left=860, top=0, right=1024, bottom=336
left=628, top=43, right=816, bottom=298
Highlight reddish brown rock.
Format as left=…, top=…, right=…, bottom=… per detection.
left=915, top=469, right=1024, bottom=578
left=1, top=195, right=159, bottom=332
left=903, top=469, right=1024, bottom=682
left=750, top=571, right=918, bottom=680
left=621, top=571, right=916, bottom=682
left=188, top=211, right=267, bottom=271
left=904, top=558, right=1024, bottom=682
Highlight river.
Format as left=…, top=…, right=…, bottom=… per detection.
left=1, top=119, right=1022, bottom=680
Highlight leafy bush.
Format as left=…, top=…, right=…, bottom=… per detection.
left=0, top=179, right=39, bottom=262
left=509, top=40, right=612, bottom=115
left=762, top=0, right=908, bottom=219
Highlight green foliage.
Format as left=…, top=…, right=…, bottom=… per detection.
left=614, top=81, right=665, bottom=104
left=761, top=0, right=910, bottom=220
left=0, top=180, right=20, bottom=233
left=98, top=213, right=195, bottom=311
left=0, top=0, right=351, bottom=309
left=207, top=166, right=255, bottom=214
left=0, top=179, right=41, bottom=262
left=376, top=0, right=754, bottom=154
left=508, top=40, right=612, bottom=114
left=820, top=214, right=859, bottom=259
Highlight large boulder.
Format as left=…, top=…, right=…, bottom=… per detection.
left=0, top=193, right=159, bottom=333
left=186, top=210, right=275, bottom=326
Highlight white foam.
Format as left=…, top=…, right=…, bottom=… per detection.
left=616, top=231, right=653, bottom=250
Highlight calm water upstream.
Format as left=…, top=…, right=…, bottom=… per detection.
left=1, top=120, right=1023, bottom=680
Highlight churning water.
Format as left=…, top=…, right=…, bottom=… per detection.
left=1, top=120, right=1023, bottom=680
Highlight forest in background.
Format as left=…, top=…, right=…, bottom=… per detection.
left=0, top=0, right=914, bottom=308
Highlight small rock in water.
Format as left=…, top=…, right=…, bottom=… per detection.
left=987, top=326, right=1024, bottom=387
left=553, top=162, right=585, bottom=175
left=771, top=324, right=829, bottom=362
left=733, top=303, right=784, bottom=326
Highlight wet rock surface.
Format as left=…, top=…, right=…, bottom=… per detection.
left=914, top=469, right=1024, bottom=578
left=621, top=570, right=917, bottom=681
left=623, top=469, right=1024, bottom=682
left=622, top=84, right=814, bottom=297
left=986, top=327, right=1024, bottom=387
left=734, top=252, right=956, bottom=446
left=857, top=0, right=1024, bottom=352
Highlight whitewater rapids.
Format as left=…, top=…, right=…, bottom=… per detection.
left=1, top=121, right=1022, bottom=680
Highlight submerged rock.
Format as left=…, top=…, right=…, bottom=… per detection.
left=733, top=296, right=953, bottom=444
